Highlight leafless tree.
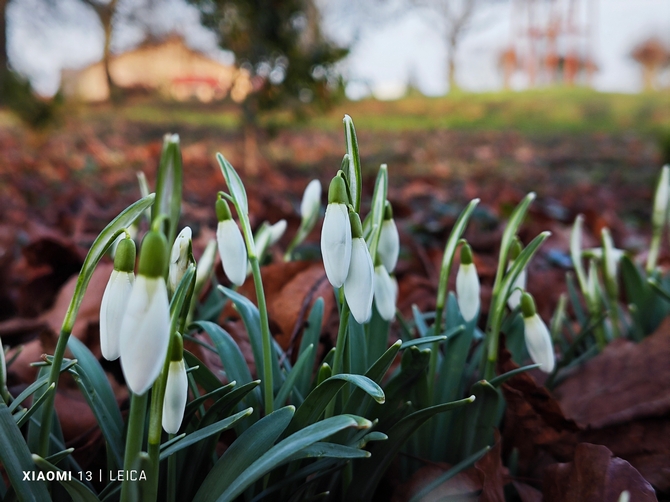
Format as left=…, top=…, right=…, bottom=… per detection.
left=412, top=0, right=478, bottom=91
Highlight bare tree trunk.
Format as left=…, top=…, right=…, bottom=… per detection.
left=447, top=32, right=458, bottom=91
left=82, top=0, right=120, bottom=101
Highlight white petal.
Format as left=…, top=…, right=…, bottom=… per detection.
left=321, top=203, right=352, bottom=288
left=217, top=220, right=248, bottom=286
left=456, top=263, right=480, bottom=322
left=378, top=219, right=399, bottom=273
left=162, top=360, right=188, bottom=434
left=300, top=179, right=322, bottom=221
left=169, top=227, right=192, bottom=291
left=268, top=220, right=287, bottom=245
left=374, top=265, right=396, bottom=321
left=507, top=267, right=527, bottom=310
left=523, top=314, right=555, bottom=373
left=120, top=276, right=171, bottom=395
left=345, top=238, right=374, bottom=324
left=100, top=270, right=134, bottom=361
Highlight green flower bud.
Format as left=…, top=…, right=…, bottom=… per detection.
left=520, top=292, right=537, bottom=318
left=349, top=210, right=364, bottom=239
left=216, top=198, right=233, bottom=222
left=113, top=237, right=136, bottom=273
left=328, top=175, right=349, bottom=205
left=138, top=230, right=168, bottom=278
left=460, top=242, right=473, bottom=265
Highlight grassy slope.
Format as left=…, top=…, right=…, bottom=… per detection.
left=94, top=88, right=670, bottom=136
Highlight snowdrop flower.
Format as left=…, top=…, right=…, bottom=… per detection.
left=216, top=198, right=247, bottom=286
left=120, top=230, right=171, bottom=395
left=520, top=292, right=555, bottom=373
left=321, top=175, right=352, bottom=288
left=456, top=243, right=480, bottom=322
left=507, top=238, right=526, bottom=310
left=345, top=211, right=374, bottom=324
left=100, top=237, right=136, bottom=361
left=378, top=202, right=399, bottom=273
left=300, top=179, right=322, bottom=230
left=374, top=263, right=396, bottom=321
left=168, top=227, right=192, bottom=293
left=162, top=333, right=188, bottom=434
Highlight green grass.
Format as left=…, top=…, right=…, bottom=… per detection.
left=84, top=88, right=669, bottom=136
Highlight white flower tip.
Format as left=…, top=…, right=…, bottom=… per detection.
left=345, top=238, right=374, bottom=324
left=321, top=203, right=352, bottom=288
left=119, top=276, right=170, bottom=395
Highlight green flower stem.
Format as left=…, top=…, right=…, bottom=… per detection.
left=331, top=298, right=350, bottom=377
left=249, top=254, right=275, bottom=414
left=120, top=391, right=149, bottom=502
left=167, top=433, right=176, bottom=502
left=326, top=296, right=350, bottom=418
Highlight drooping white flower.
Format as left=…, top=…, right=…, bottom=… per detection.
left=345, top=212, right=374, bottom=324
left=377, top=202, right=399, bottom=273
left=374, top=264, right=396, bottom=321
left=119, top=230, right=171, bottom=395
left=216, top=198, right=247, bottom=286
left=162, top=334, right=188, bottom=434
left=100, top=237, right=136, bottom=361
left=455, top=243, right=480, bottom=322
left=300, top=179, right=322, bottom=227
left=169, top=226, right=192, bottom=293
left=521, top=292, right=555, bottom=373
left=321, top=175, right=352, bottom=288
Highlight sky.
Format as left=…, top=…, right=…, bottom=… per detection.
left=6, top=0, right=670, bottom=98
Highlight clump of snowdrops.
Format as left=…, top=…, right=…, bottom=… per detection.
left=1, top=117, right=666, bottom=502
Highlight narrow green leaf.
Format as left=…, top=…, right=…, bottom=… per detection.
left=287, top=442, right=371, bottom=461
left=67, top=337, right=124, bottom=469
left=0, top=402, right=51, bottom=501
left=343, top=115, right=362, bottom=212
left=346, top=397, right=475, bottom=501
left=493, top=192, right=536, bottom=290
left=152, top=134, right=183, bottom=245
left=367, top=164, right=388, bottom=259
left=44, top=448, right=74, bottom=466
left=217, top=153, right=248, bottom=215
left=183, top=382, right=236, bottom=425
left=183, top=350, right=223, bottom=393
left=295, top=298, right=324, bottom=397
left=8, top=374, right=49, bottom=413
left=191, top=320, right=260, bottom=408
left=344, top=340, right=402, bottom=416
left=348, top=315, right=368, bottom=376
left=16, top=383, right=55, bottom=428
left=275, top=345, right=314, bottom=408
left=287, top=375, right=384, bottom=436
left=411, top=304, right=430, bottom=337
left=218, top=286, right=282, bottom=390
left=489, top=364, right=541, bottom=387
left=400, top=334, right=448, bottom=350
left=63, top=194, right=155, bottom=334
left=160, top=408, right=253, bottom=460
left=453, top=381, right=500, bottom=458
left=194, top=406, right=295, bottom=502
left=198, top=381, right=260, bottom=430
left=32, top=455, right=98, bottom=502
left=217, top=414, right=370, bottom=502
